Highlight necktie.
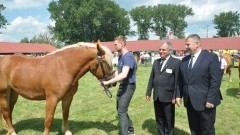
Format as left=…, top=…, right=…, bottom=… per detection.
left=159, top=58, right=165, bottom=72
left=187, top=55, right=193, bottom=77
left=219, top=58, right=222, bottom=68
left=188, top=55, right=194, bottom=68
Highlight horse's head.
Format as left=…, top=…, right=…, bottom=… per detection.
left=90, top=41, right=116, bottom=85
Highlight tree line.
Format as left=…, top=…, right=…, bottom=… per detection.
left=0, top=1, right=239, bottom=47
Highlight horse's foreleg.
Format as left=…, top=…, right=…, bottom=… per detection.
left=61, top=84, right=78, bottom=135
left=0, top=91, right=17, bottom=135
left=62, top=96, right=74, bottom=135
left=43, top=98, right=58, bottom=135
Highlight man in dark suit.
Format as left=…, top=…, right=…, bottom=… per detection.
left=175, top=34, right=222, bottom=135
left=146, top=41, right=181, bottom=135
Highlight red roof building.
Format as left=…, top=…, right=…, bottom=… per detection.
left=102, top=37, right=240, bottom=52
left=2, top=37, right=238, bottom=55
left=0, top=42, right=57, bottom=55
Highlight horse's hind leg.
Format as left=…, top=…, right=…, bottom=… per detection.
left=62, top=84, right=78, bottom=135
left=0, top=90, right=17, bottom=135
left=43, top=97, right=58, bottom=135
left=228, top=67, right=232, bottom=82
left=9, top=89, right=19, bottom=123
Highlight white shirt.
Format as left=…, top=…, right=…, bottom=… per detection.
left=219, top=57, right=227, bottom=70
left=160, top=55, right=170, bottom=71
left=190, top=49, right=202, bottom=68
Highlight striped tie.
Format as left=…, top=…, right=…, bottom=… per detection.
left=187, top=55, right=194, bottom=78
left=159, top=58, right=165, bottom=72
left=188, top=55, right=194, bottom=68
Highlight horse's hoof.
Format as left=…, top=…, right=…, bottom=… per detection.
left=64, top=130, right=72, bottom=135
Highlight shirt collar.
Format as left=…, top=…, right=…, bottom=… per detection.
left=161, top=55, right=170, bottom=61
left=192, top=49, right=202, bottom=59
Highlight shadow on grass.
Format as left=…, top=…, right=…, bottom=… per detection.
left=226, top=88, right=240, bottom=98
left=0, top=118, right=118, bottom=134
left=142, top=118, right=190, bottom=135
left=0, top=127, right=7, bottom=135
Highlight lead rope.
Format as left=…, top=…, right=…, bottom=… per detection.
left=93, top=55, right=112, bottom=98
left=99, top=60, right=112, bottom=98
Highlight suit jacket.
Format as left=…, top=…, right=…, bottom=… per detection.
left=146, top=56, right=181, bottom=102
left=176, top=50, right=222, bottom=111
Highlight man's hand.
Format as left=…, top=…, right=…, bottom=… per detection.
left=205, top=102, right=214, bottom=108
left=101, top=81, right=109, bottom=86
left=146, top=96, right=151, bottom=101
left=175, top=98, right=182, bottom=107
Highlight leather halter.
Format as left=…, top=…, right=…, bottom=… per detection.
left=91, top=54, right=112, bottom=79
left=90, top=52, right=113, bottom=98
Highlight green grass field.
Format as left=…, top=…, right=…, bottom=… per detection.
left=0, top=67, right=239, bottom=135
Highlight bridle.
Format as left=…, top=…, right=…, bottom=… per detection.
left=90, top=53, right=114, bottom=98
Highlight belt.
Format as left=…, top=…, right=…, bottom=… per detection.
left=119, top=82, right=136, bottom=85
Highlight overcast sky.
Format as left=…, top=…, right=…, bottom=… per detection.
left=0, top=0, right=239, bottom=42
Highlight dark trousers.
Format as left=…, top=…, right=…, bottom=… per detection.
left=154, top=99, right=175, bottom=135
left=186, top=101, right=216, bottom=135
left=117, top=83, right=135, bottom=135
left=221, top=69, right=224, bottom=77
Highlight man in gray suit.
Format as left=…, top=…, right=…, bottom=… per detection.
left=146, top=41, right=181, bottom=135
left=176, top=34, right=222, bottom=135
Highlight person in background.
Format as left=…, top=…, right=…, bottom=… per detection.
left=146, top=41, right=181, bottom=135
left=215, top=51, right=227, bottom=77
left=102, top=35, right=136, bottom=135
left=218, top=51, right=227, bottom=77
left=175, top=34, right=222, bottom=135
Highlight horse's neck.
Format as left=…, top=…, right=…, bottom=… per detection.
left=53, top=47, right=97, bottom=82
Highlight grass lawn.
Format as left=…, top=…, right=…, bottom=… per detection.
left=0, top=66, right=239, bottom=135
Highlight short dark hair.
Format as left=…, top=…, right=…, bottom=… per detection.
left=114, top=35, right=126, bottom=46
left=186, top=34, right=201, bottom=42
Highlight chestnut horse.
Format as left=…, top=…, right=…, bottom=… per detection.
left=0, top=42, right=115, bottom=135
left=222, top=54, right=232, bottom=82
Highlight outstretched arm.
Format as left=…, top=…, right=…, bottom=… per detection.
left=102, top=66, right=129, bottom=85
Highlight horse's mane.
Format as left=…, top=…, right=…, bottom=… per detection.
left=47, top=42, right=113, bottom=66
left=47, top=42, right=95, bottom=55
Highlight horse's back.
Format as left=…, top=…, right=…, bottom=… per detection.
left=0, top=55, right=33, bottom=76
left=0, top=55, right=43, bottom=89
left=0, top=55, right=25, bottom=85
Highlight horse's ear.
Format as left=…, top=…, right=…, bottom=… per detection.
left=96, top=39, right=105, bottom=56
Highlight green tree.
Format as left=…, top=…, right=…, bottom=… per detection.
left=48, top=0, right=132, bottom=44
left=213, top=11, right=240, bottom=37
left=20, top=37, right=30, bottom=43
left=167, top=4, right=193, bottom=38
left=20, top=34, right=64, bottom=48
left=151, top=4, right=169, bottom=39
left=130, top=6, right=153, bottom=40
left=151, top=4, right=193, bottom=39
left=0, top=4, right=8, bottom=30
